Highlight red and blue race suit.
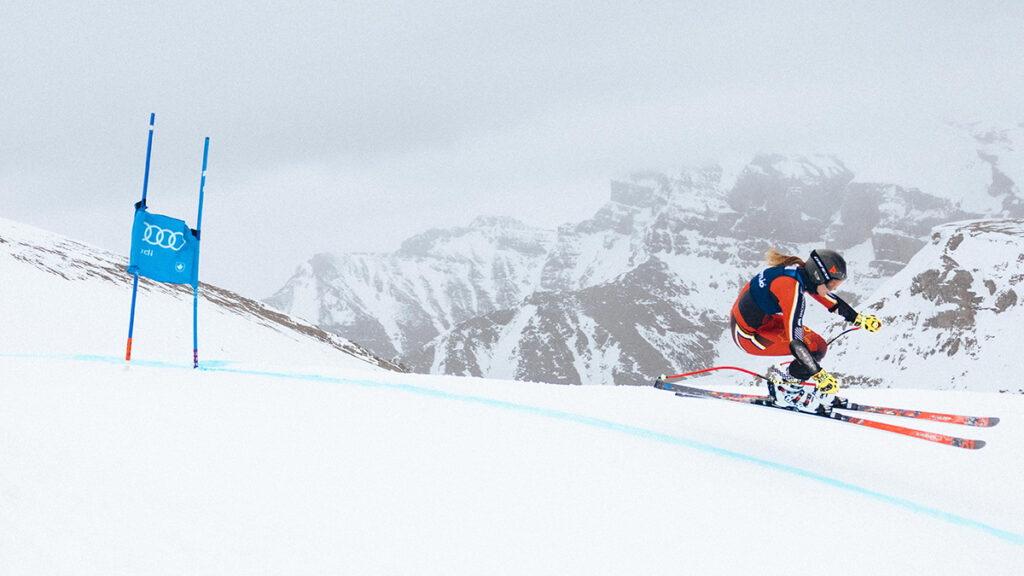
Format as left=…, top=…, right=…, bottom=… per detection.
left=729, top=265, right=848, bottom=378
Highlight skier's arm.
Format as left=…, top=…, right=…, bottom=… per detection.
left=826, top=295, right=883, bottom=332
left=810, top=290, right=840, bottom=310
left=825, top=294, right=858, bottom=322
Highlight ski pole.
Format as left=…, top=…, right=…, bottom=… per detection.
left=659, top=366, right=767, bottom=382
left=661, top=325, right=863, bottom=384
left=827, top=326, right=861, bottom=346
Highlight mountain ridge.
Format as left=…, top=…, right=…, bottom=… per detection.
left=266, top=124, right=1024, bottom=388
left=0, top=217, right=399, bottom=372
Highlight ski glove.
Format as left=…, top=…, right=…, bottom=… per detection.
left=830, top=298, right=858, bottom=323
left=854, top=314, right=882, bottom=332
left=811, top=369, right=839, bottom=395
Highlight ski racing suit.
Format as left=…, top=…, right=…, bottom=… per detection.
left=729, top=264, right=855, bottom=380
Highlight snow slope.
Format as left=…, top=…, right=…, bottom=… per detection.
left=3, top=217, right=1023, bottom=574
left=0, top=217, right=394, bottom=372
left=1, top=357, right=1022, bottom=575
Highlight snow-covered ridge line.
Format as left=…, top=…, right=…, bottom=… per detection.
left=0, top=217, right=399, bottom=371
left=268, top=138, right=1024, bottom=388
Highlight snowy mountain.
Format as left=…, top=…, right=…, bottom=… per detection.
left=833, top=219, right=1024, bottom=393
left=267, top=123, right=1023, bottom=388
left=0, top=217, right=399, bottom=372
left=265, top=216, right=556, bottom=362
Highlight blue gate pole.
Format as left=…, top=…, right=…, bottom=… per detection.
left=126, top=113, right=156, bottom=362
left=193, top=137, right=209, bottom=369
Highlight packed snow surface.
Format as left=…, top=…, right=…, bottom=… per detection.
left=3, top=216, right=1023, bottom=574
left=2, top=355, right=1022, bottom=575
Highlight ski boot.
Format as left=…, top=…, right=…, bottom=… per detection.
left=764, top=363, right=831, bottom=415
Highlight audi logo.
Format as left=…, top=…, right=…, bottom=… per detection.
left=142, top=223, right=187, bottom=251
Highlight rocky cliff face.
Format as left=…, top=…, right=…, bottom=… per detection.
left=419, top=257, right=721, bottom=385
left=832, top=219, right=1024, bottom=392
left=265, top=216, right=555, bottom=361
left=267, top=125, right=1023, bottom=388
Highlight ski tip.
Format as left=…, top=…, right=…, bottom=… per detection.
left=967, top=416, right=1000, bottom=427
left=954, top=438, right=986, bottom=450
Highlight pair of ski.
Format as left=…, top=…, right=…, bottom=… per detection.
left=653, top=375, right=998, bottom=450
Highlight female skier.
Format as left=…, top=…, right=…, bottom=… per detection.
left=729, top=248, right=881, bottom=413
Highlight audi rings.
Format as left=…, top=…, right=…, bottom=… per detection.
left=142, top=223, right=187, bottom=251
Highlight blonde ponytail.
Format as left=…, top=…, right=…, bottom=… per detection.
left=766, top=247, right=804, bottom=268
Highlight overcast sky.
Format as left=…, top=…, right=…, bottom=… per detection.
left=2, top=1, right=1023, bottom=297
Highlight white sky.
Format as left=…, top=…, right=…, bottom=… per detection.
left=2, top=1, right=1023, bottom=297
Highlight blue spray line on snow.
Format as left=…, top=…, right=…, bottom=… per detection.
left=4, top=352, right=1023, bottom=549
